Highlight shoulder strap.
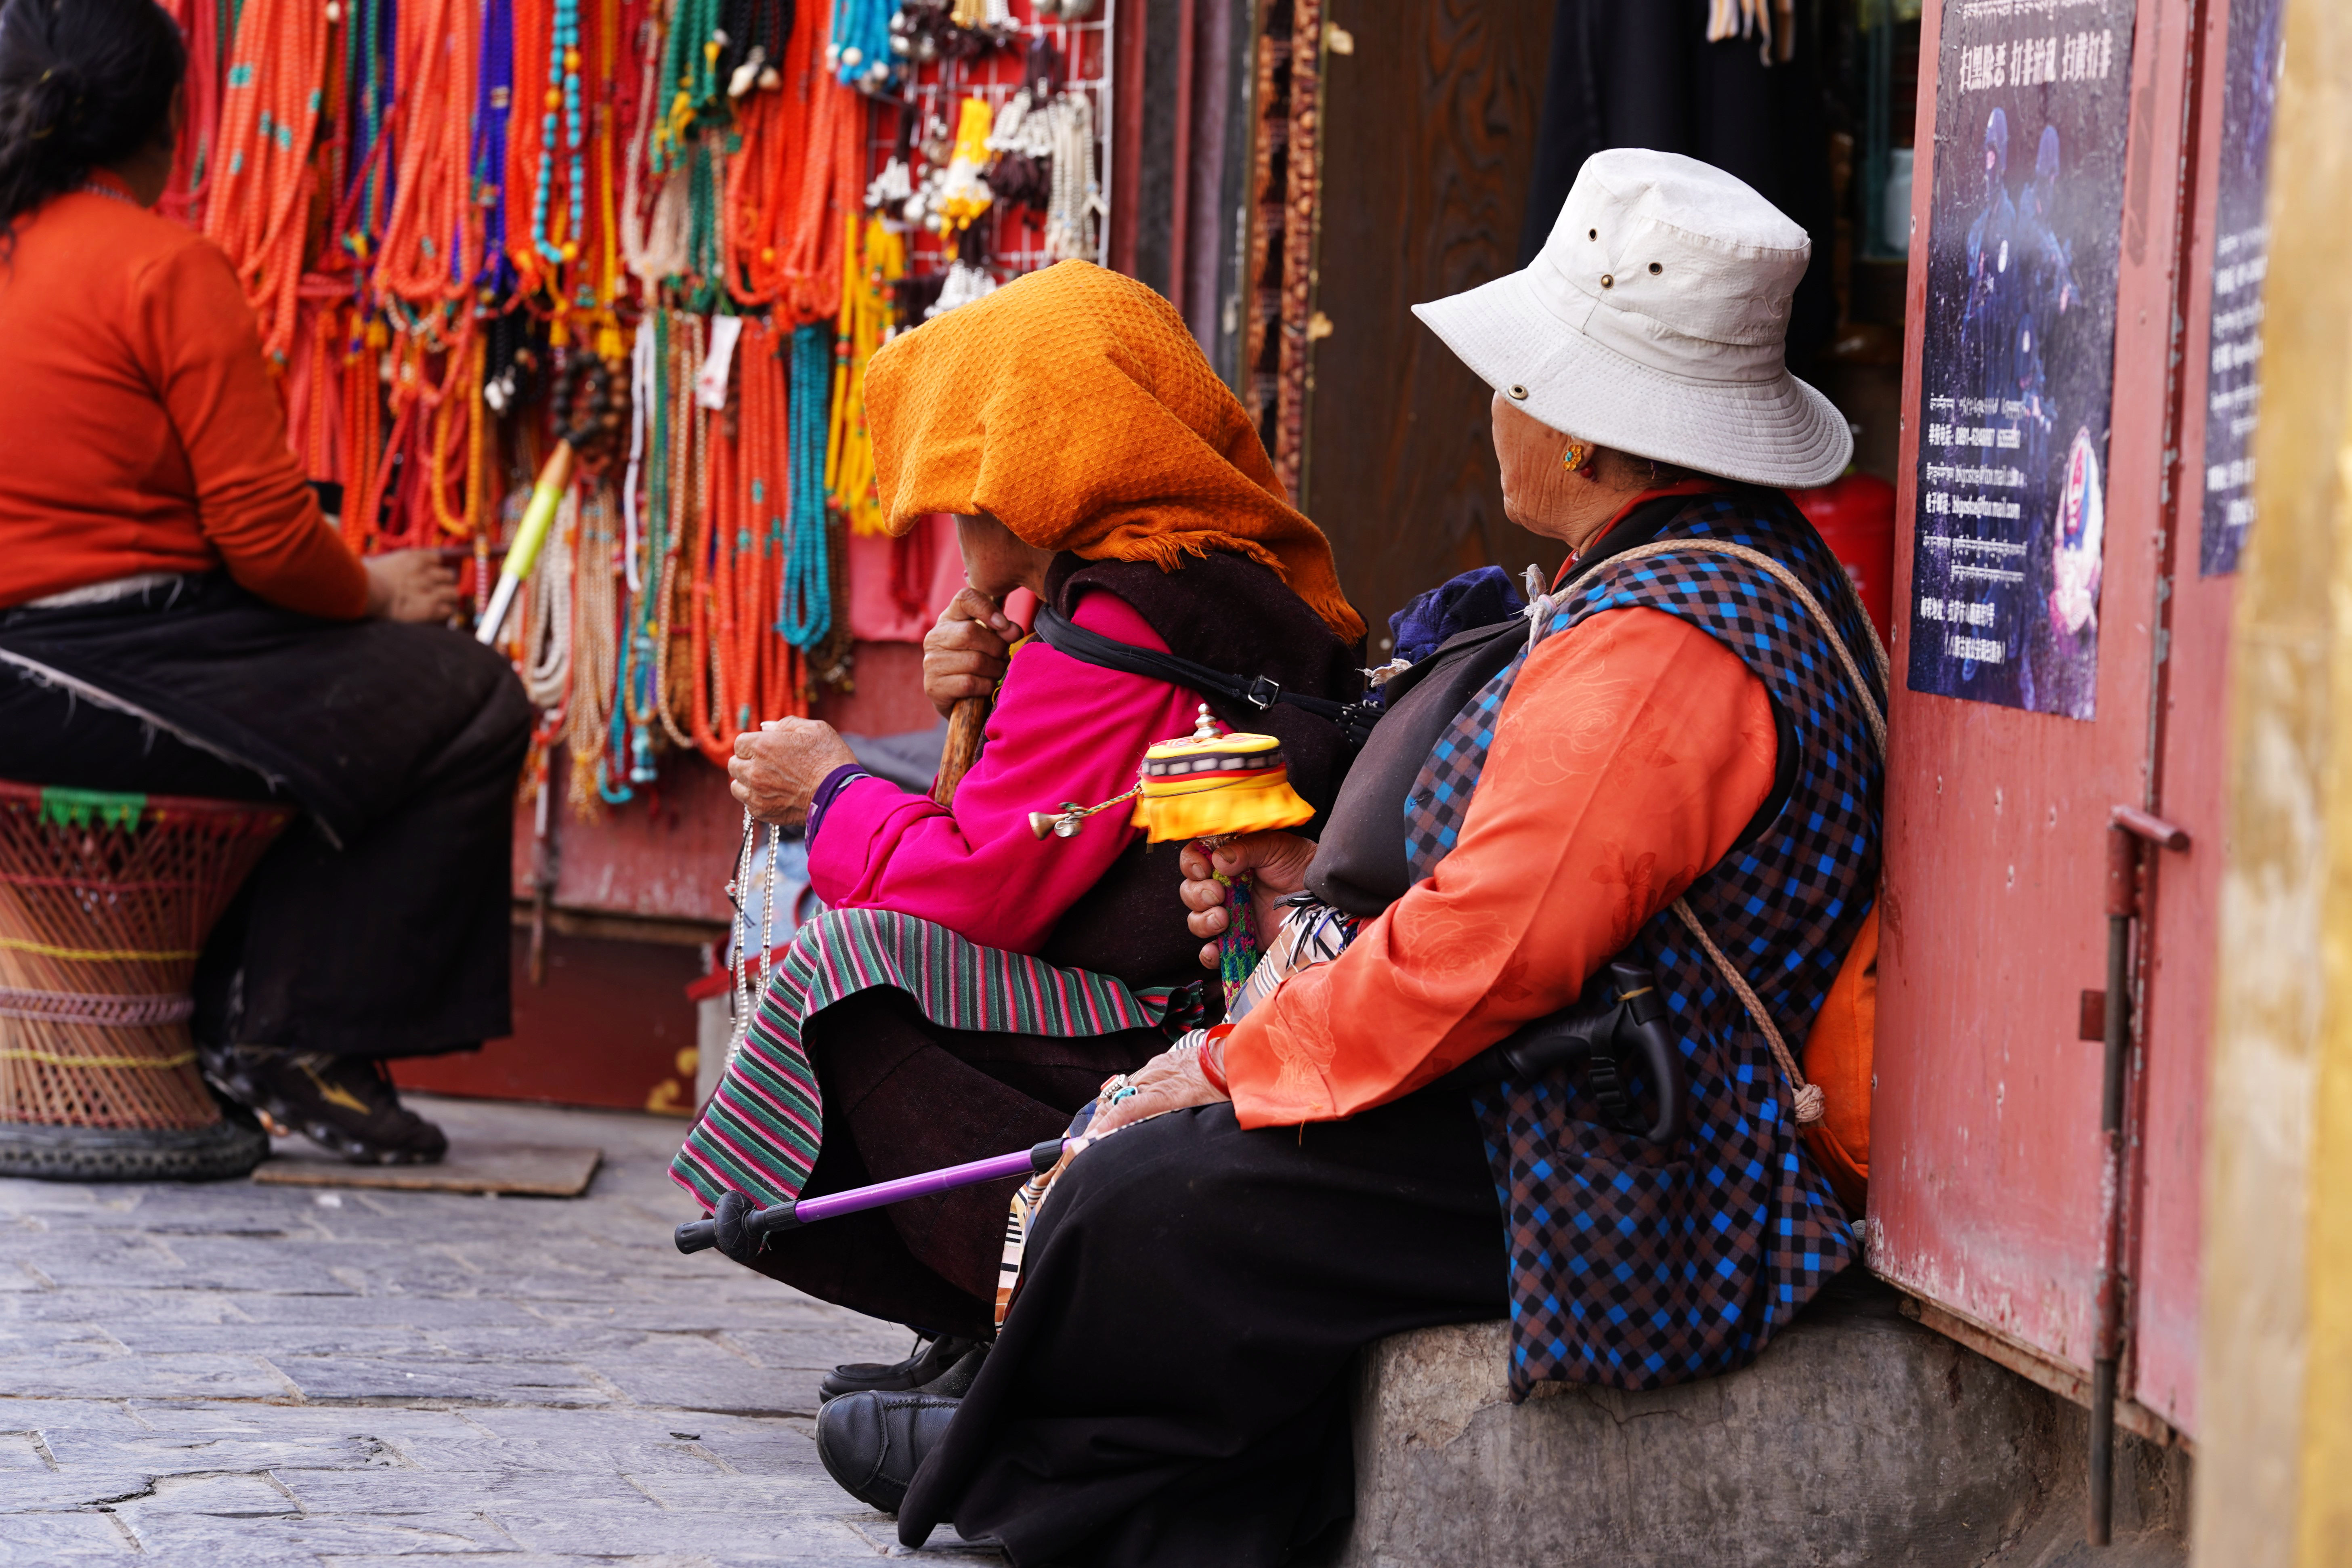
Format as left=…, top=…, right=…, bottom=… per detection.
left=1545, top=537, right=1892, bottom=1131
left=1031, top=606, right=1382, bottom=747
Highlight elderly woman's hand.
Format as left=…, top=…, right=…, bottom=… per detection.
left=922, top=588, right=1021, bottom=718
left=730, top=718, right=858, bottom=828
left=1180, top=832, right=1318, bottom=971
left=1087, top=1034, right=1229, bottom=1138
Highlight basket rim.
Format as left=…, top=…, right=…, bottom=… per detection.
left=0, top=780, right=296, bottom=829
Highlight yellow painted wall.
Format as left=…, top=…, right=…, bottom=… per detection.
left=2201, top=0, right=2352, bottom=1559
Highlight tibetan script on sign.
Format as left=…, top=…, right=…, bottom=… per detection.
left=1907, top=0, right=2137, bottom=719
left=2199, top=0, right=2285, bottom=577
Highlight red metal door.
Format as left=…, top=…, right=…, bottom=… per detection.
left=1872, top=0, right=2218, bottom=1446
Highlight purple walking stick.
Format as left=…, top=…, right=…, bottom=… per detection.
left=673, top=1138, right=1069, bottom=1255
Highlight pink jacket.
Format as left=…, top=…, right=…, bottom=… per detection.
left=806, top=590, right=1199, bottom=954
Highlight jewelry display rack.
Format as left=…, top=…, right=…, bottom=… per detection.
left=871, top=1, right=1117, bottom=287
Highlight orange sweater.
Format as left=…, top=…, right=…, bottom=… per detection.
left=0, top=178, right=368, bottom=617
left=1223, top=607, right=1777, bottom=1125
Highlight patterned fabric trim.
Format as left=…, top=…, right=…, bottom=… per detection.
left=668, top=907, right=1173, bottom=1213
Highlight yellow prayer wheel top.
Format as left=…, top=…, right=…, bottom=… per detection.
left=1129, top=707, right=1316, bottom=844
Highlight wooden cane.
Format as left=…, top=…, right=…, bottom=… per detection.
left=932, top=695, right=991, bottom=806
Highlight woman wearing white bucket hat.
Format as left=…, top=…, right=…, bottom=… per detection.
left=872, top=151, right=1887, bottom=1567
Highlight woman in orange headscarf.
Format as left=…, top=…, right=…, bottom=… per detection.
left=673, top=262, right=1364, bottom=1392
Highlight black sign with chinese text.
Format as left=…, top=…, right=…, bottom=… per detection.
left=1908, top=0, right=2137, bottom=718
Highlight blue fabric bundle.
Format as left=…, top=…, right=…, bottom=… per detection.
left=1382, top=566, right=1525, bottom=701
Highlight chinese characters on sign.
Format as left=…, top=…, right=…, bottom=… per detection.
left=1908, top=0, right=2137, bottom=719
left=2200, top=0, right=2285, bottom=576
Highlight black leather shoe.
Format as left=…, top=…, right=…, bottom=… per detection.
left=921, top=1344, right=987, bottom=1400
left=820, top=1332, right=980, bottom=1403
left=816, top=1390, right=960, bottom=1515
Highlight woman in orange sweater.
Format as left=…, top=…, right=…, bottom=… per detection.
left=0, top=0, right=531, bottom=1164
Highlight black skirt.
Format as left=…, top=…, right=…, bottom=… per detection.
left=737, top=986, right=1165, bottom=1340
left=897, top=1086, right=1507, bottom=1567
left=0, top=573, right=531, bottom=1058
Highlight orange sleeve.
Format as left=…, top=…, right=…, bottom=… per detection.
left=1222, top=606, right=1778, bottom=1126
left=136, top=240, right=370, bottom=619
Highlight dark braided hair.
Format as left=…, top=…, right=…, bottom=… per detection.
left=0, top=0, right=185, bottom=239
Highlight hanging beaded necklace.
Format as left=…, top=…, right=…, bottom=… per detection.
left=378, top=0, right=482, bottom=310
left=530, top=0, right=586, bottom=267
left=521, top=485, right=579, bottom=712
left=341, top=0, right=396, bottom=258
left=825, top=213, right=902, bottom=537
left=565, top=481, right=623, bottom=815
left=686, top=334, right=739, bottom=766
left=774, top=323, right=831, bottom=650
left=775, top=45, right=859, bottom=322
left=655, top=0, right=724, bottom=174
left=206, top=0, right=334, bottom=363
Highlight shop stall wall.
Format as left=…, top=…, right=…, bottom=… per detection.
left=1871, top=0, right=2220, bottom=1443
left=1299, top=0, right=1560, bottom=648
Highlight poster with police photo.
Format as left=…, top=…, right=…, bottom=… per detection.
left=2200, top=0, right=2286, bottom=577
left=1908, top=0, right=2137, bottom=718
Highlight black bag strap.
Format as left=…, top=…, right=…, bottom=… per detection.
left=1031, top=606, right=1383, bottom=748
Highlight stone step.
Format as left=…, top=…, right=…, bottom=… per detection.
left=1340, top=1271, right=2190, bottom=1568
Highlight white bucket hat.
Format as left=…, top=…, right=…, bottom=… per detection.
left=1412, top=148, right=1852, bottom=489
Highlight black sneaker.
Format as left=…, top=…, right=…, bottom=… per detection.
left=202, top=1046, right=448, bottom=1166
left=819, top=1331, right=983, bottom=1404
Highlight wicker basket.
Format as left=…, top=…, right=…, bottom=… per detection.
left=0, top=782, right=292, bottom=1181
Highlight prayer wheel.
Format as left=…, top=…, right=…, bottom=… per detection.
left=0, top=783, right=292, bottom=1181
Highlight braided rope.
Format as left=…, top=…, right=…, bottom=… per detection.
left=1668, top=899, right=1824, bottom=1125
left=1553, top=534, right=1892, bottom=1129
left=0, top=987, right=197, bottom=1027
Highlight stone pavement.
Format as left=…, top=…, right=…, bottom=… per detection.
left=0, top=1095, right=1005, bottom=1565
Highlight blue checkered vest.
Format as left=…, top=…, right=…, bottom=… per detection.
left=1408, top=489, right=1882, bottom=1396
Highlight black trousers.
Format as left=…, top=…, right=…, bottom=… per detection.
left=742, top=987, right=1164, bottom=1341
left=898, top=1087, right=1508, bottom=1568
left=0, top=575, right=531, bottom=1058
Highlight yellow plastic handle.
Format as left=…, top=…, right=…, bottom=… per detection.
left=498, top=441, right=576, bottom=586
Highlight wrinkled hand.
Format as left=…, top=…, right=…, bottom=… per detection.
left=1180, top=832, right=1318, bottom=971
left=922, top=587, right=1020, bottom=718
left=364, top=550, right=461, bottom=624
left=730, top=717, right=859, bottom=828
left=1086, top=1037, right=1228, bottom=1138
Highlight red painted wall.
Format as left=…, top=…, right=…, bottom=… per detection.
left=1870, top=0, right=2216, bottom=1440
left=394, top=928, right=706, bottom=1116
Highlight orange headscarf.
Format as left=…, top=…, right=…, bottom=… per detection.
left=864, top=261, right=1365, bottom=642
